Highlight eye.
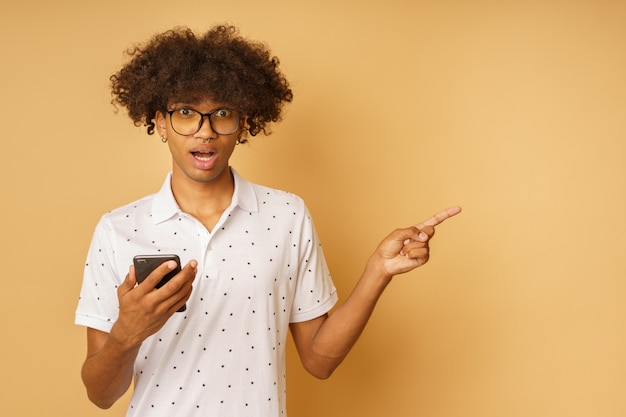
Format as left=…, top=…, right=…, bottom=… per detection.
left=175, top=108, right=195, bottom=118
left=213, top=109, right=231, bottom=118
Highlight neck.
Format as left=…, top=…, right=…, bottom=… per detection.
left=170, top=168, right=235, bottom=231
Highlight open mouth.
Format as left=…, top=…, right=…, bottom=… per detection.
left=192, top=151, right=216, bottom=161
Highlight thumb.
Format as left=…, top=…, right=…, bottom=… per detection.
left=417, top=225, right=435, bottom=242
left=118, top=265, right=138, bottom=297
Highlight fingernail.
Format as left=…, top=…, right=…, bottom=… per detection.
left=418, top=232, right=428, bottom=241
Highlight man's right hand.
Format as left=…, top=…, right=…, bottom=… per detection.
left=111, top=259, right=197, bottom=349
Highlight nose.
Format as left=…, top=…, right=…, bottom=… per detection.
left=194, top=115, right=218, bottom=141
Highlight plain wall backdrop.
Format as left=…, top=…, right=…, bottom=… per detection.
left=1, top=0, right=625, bottom=416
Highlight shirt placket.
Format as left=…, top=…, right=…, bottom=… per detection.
left=193, top=219, right=219, bottom=281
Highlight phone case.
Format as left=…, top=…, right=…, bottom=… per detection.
left=133, top=254, right=186, bottom=312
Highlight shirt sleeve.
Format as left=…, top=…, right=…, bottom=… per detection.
left=74, top=216, right=124, bottom=333
left=289, top=205, right=338, bottom=323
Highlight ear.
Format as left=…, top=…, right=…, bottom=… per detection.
left=155, top=111, right=167, bottom=136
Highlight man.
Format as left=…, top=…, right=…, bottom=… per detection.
left=76, top=25, right=460, bottom=417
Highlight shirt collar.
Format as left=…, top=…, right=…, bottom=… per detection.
left=151, top=168, right=259, bottom=224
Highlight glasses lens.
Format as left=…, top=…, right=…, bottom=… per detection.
left=209, top=109, right=239, bottom=135
left=170, top=108, right=202, bottom=135
left=170, top=108, right=240, bottom=136
left=210, top=109, right=240, bottom=135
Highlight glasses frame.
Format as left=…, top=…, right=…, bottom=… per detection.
left=166, top=107, right=242, bottom=136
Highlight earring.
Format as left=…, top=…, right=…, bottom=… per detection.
left=160, top=135, right=167, bottom=143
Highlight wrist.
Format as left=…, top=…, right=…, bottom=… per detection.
left=364, top=256, right=394, bottom=289
left=108, top=322, right=143, bottom=355
left=367, top=253, right=394, bottom=280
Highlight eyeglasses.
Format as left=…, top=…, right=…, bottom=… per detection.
left=167, top=107, right=241, bottom=136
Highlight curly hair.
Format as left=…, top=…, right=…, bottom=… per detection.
left=110, top=25, right=293, bottom=142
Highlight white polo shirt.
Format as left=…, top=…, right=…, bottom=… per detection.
left=75, top=169, right=338, bottom=417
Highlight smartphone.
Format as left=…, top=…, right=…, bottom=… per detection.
left=133, top=254, right=186, bottom=312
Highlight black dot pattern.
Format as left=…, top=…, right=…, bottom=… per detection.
left=75, top=171, right=338, bottom=416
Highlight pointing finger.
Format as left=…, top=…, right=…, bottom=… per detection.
left=416, top=206, right=462, bottom=229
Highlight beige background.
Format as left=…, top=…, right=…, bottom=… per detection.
left=1, top=0, right=625, bottom=416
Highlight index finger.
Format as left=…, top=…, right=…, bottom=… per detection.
left=134, top=260, right=180, bottom=293
left=415, top=206, right=462, bottom=229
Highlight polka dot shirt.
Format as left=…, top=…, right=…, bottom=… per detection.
left=75, top=169, right=338, bottom=417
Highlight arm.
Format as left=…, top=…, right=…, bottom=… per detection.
left=290, top=207, right=461, bottom=379
left=81, top=327, right=139, bottom=409
left=81, top=260, right=197, bottom=408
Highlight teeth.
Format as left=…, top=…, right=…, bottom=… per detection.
left=194, top=152, right=214, bottom=161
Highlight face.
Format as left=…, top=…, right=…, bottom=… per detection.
left=155, top=98, right=242, bottom=187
